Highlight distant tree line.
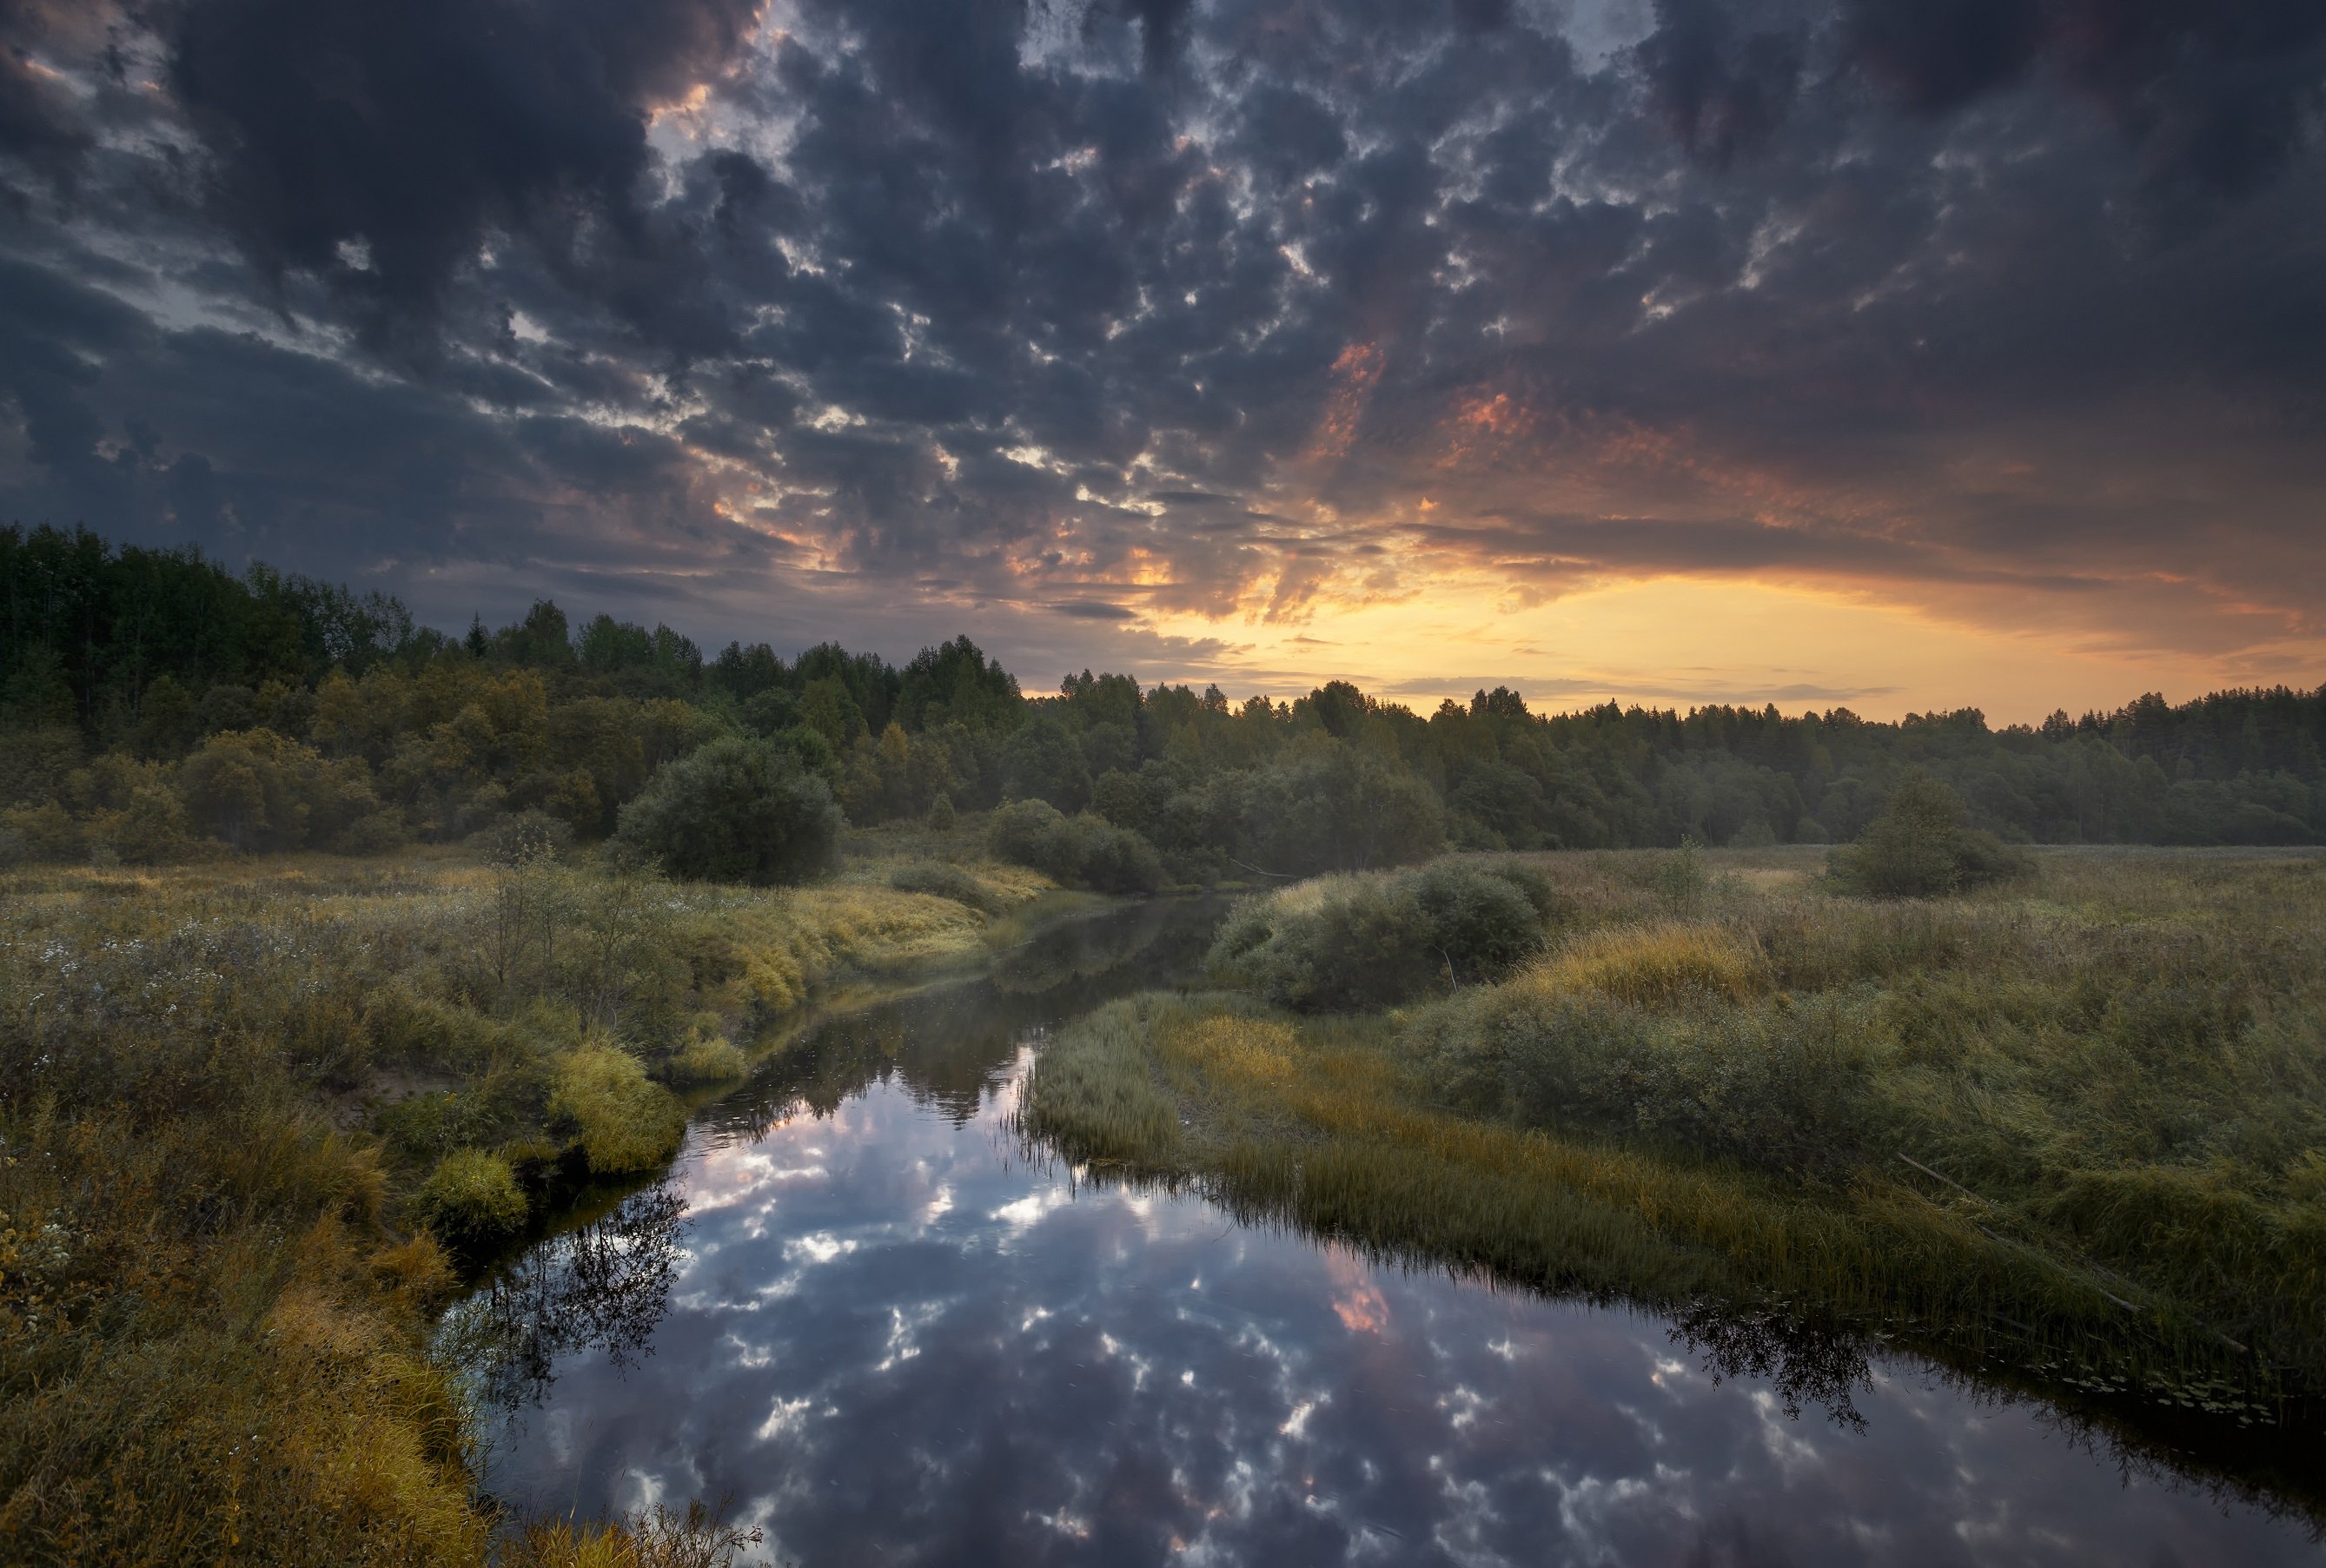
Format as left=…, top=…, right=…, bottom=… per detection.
left=3, top=525, right=2321, bottom=877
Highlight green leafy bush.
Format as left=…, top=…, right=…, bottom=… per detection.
left=1829, top=775, right=2033, bottom=897
left=1409, top=983, right=1886, bottom=1178
left=616, top=735, right=842, bottom=886
left=668, top=1034, right=749, bottom=1084
left=414, top=1148, right=530, bottom=1254
left=1208, top=858, right=1554, bottom=1011
left=988, top=799, right=1164, bottom=893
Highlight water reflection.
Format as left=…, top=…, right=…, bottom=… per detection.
left=446, top=1183, right=692, bottom=1411
left=464, top=900, right=2323, bottom=1565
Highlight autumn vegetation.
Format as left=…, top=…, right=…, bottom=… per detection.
left=1026, top=839, right=2326, bottom=1474
left=5, top=524, right=2326, bottom=1556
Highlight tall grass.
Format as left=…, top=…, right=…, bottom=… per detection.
left=1024, top=847, right=2326, bottom=1430
left=0, top=837, right=1061, bottom=1562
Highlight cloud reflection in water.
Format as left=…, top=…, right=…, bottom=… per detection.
left=466, top=906, right=2317, bottom=1565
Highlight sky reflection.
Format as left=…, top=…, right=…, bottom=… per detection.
left=474, top=918, right=2321, bottom=1566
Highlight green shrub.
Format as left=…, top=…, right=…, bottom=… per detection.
left=1207, top=858, right=1554, bottom=1011
left=547, top=1043, right=687, bottom=1174
left=414, top=1148, right=529, bottom=1254
left=991, top=798, right=1081, bottom=879
left=1074, top=816, right=1165, bottom=894
left=988, top=799, right=1164, bottom=893
left=669, top=1033, right=749, bottom=1084
left=1828, top=775, right=2033, bottom=897
left=616, top=735, right=842, bottom=886
left=1410, top=983, right=1885, bottom=1177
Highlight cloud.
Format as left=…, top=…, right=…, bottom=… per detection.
left=0, top=0, right=2321, bottom=705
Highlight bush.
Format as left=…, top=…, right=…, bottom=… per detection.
left=616, top=736, right=842, bottom=886
left=1410, top=983, right=1885, bottom=1177
left=1075, top=816, right=1165, bottom=894
left=1408, top=859, right=1554, bottom=980
left=1828, top=775, right=2032, bottom=897
left=988, top=799, right=1164, bottom=893
left=668, top=1034, right=748, bottom=1084
left=178, top=728, right=384, bottom=852
left=1207, top=858, right=1554, bottom=1012
left=991, top=798, right=1080, bottom=879
left=475, top=808, right=572, bottom=864
left=414, top=1148, right=529, bottom=1254
left=547, top=1043, right=687, bottom=1174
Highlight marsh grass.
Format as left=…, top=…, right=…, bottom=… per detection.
left=1024, top=847, right=2326, bottom=1439
left=0, top=837, right=1061, bottom=1562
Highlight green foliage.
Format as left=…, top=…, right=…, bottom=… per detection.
left=548, top=1044, right=687, bottom=1174
left=668, top=1033, right=748, bottom=1085
left=1413, top=982, right=1884, bottom=1176
left=8, top=527, right=2325, bottom=866
left=1653, top=835, right=1707, bottom=908
left=999, top=716, right=1091, bottom=811
left=414, top=1148, right=530, bottom=1254
left=178, top=728, right=386, bottom=853
left=988, top=799, right=1164, bottom=893
left=1033, top=848, right=2326, bottom=1415
left=1829, top=775, right=2034, bottom=896
left=616, top=737, right=842, bottom=886
left=1208, top=857, right=1554, bottom=1011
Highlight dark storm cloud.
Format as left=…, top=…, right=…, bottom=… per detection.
left=161, top=0, right=762, bottom=336
left=0, top=0, right=2322, bottom=671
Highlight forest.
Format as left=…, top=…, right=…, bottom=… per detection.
left=3, top=526, right=2323, bottom=881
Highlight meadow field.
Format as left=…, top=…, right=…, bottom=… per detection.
left=1024, top=846, right=2326, bottom=1475
left=0, top=830, right=1056, bottom=1565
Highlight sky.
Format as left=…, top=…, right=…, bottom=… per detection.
left=2, top=0, right=2323, bottom=724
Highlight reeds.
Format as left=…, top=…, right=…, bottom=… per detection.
left=1024, top=846, right=2326, bottom=1415
left=0, top=840, right=1064, bottom=1563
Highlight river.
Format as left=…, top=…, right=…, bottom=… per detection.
left=452, top=896, right=2323, bottom=1565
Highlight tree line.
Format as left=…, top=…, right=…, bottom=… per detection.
left=3, top=524, right=2321, bottom=877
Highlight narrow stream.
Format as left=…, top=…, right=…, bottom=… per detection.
left=454, top=897, right=2323, bottom=1565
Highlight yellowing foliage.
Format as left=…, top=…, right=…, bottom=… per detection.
left=1521, top=921, right=1766, bottom=1007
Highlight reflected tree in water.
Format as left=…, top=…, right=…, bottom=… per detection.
left=1671, top=1300, right=1872, bottom=1429
left=445, top=1182, right=692, bottom=1412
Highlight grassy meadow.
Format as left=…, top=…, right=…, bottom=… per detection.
left=1024, top=847, right=2326, bottom=1472
left=0, top=826, right=1057, bottom=1565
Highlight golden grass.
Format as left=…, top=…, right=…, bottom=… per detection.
left=1521, top=920, right=1767, bottom=1007
left=0, top=831, right=1069, bottom=1563
left=549, top=1042, right=688, bottom=1175
left=1026, top=847, right=2326, bottom=1419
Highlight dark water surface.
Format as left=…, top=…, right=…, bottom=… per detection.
left=457, top=899, right=2323, bottom=1565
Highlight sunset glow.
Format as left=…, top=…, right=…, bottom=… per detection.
left=1, top=0, right=2319, bottom=718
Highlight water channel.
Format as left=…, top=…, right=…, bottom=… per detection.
left=455, top=896, right=2323, bottom=1565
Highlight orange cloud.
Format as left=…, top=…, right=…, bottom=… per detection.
left=1306, top=342, right=1385, bottom=461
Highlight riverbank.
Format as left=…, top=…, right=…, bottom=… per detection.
left=0, top=827, right=1069, bottom=1564
left=1022, top=847, right=2326, bottom=1500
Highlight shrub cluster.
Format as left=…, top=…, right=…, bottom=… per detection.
left=1206, top=857, right=1556, bottom=1012
left=547, top=1042, right=691, bottom=1174
left=988, top=798, right=1164, bottom=894
left=1411, top=973, right=1885, bottom=1178
left=615, top=736, right=842, bottom=886
left=414, top=1148, right=531, bottom=1255
left=1828, top=775, right=2034, bottom=897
